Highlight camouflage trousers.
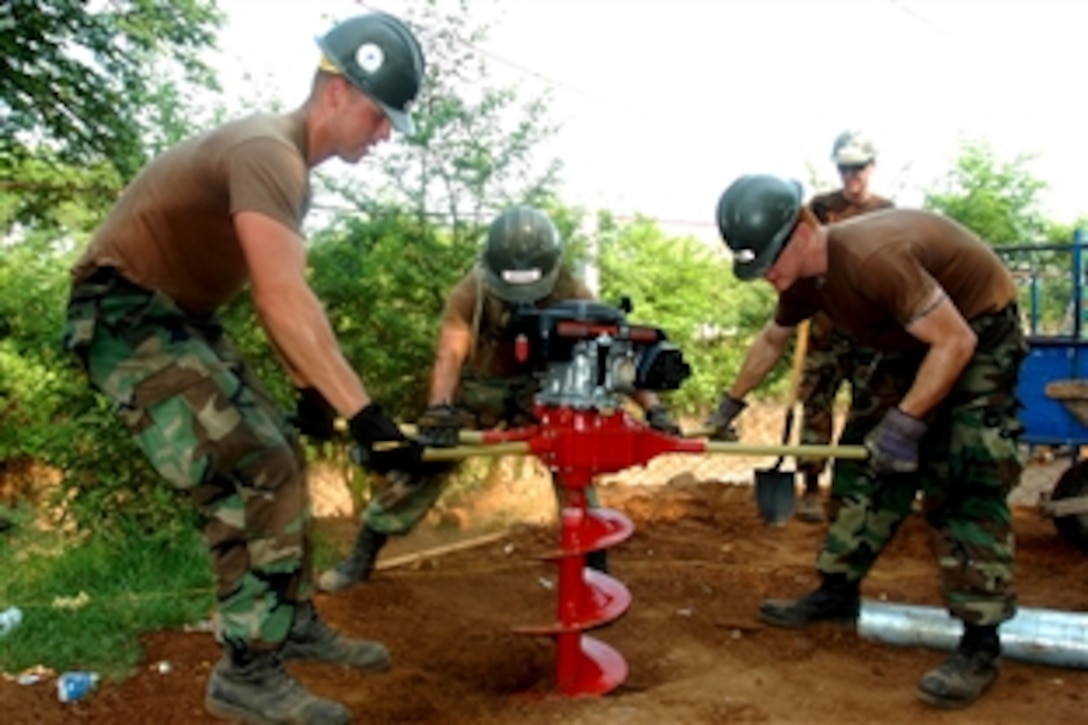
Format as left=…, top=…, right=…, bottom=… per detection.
left=364, top=375, right=600, bottom=535
left=63, top=268, right=312, bottom=651
left=817, top=305, right=1027, bottom=627
left=797, top=312, right=884, bottom=478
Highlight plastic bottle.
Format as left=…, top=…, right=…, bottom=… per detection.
left=0, top=606, right=22, bottom=637
left=57, top=671, right=99, bottom=702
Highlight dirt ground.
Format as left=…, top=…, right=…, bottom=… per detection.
left=5, top=442, right=1088, bottom=724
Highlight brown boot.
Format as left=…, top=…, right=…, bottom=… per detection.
left=796, top=472, right=825, bottom=523
left=916, top=625, right=1001, bottom=709
left=796, top=491, right=826, bottom=523
left=204, top=646, right=350, bottom=724
left=280, top=601, right=391, bottom=672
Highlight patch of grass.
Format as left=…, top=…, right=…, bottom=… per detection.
left=0, top=515, right=214, bottom=680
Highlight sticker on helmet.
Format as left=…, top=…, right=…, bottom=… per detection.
left=355, top=43, right=384, bottom=74
left=734, top=249, right=756, bottom=263
left=502, top=269, right=543, bottom=284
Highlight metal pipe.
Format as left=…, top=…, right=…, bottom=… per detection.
left=858, top=600, right=1088, bottom=669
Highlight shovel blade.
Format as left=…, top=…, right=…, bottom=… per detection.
left=755, top=469, right=796, bottom=525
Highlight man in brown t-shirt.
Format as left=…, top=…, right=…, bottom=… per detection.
left=62, top=12, right=426, bottom=724
left=318, top=207, right=681, bottom=592
left=707, top=175, right=1025, bottom=710
left=796, top=131, right=895, bottom=523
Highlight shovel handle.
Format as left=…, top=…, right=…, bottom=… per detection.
left=332, top=419, right=492, bottom=446
left=701, top=441, right=868, bottom=460
left=365, top=439, right=530, bottom=461
left=420, top=442, right=530, bottom=461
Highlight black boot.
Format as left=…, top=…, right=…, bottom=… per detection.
left=280, top=601, right=391, bottom=672
left=318, top=526, right=388, bottom=593
left=204, top=644, right=350, bottom=723
left=585, top=549, right=609, bottom=574
left=759, top=573, right=860, bottom=627
left=916, top=624, right=1001, bottom=709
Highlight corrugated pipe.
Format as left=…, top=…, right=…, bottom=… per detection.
left=858, top=600, right=1088, bottom=669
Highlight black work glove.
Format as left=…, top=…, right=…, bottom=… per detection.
left=645, top=405, right=681, bottom=436
left=416, top=404, right=463, bottom=448
left=864, top=407, right=928, bottom=474
left=349, top=403, right=424, bottom=474
left=703, top=394, right=747, bottom=441
left=290, top=387, right=337, bottom=442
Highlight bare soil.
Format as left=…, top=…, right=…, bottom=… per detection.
left=4, top=406, right=1087, bottom=724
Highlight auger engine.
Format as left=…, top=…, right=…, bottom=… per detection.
left=507, top=298, right=691, bottom=409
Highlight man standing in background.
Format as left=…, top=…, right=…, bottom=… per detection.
left=795, top=131, right=895, bottom=523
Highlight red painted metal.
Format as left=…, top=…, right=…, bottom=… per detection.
left=510, top=405, right=706, bottom=696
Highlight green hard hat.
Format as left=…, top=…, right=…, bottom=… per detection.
left=316, top=13, right=425, bottom=135
left=481, top=207, right=564, bottom=303
left=715, top=175, right=803, bottom=281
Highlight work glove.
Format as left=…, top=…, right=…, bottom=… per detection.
left=349, top=403, right=424, bottom=474
left=415, top=404, right=463, bottom=448
left=645, top=405, right=681, bottom=436
left=864, top=407, right=928, bottom=474
left=290, top=387, right=337, bottom=442
left=703, top=393, right=747, bottom=441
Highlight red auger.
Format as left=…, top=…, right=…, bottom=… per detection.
left=428, top=299, right=866, bottom=698
left=488, top=405, right=704, bottom=697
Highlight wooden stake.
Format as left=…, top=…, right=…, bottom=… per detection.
left=375, top=530, right=511, bottom=571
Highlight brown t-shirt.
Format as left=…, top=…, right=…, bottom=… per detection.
left=807, top=189, right=894, bottom=223
left=440, top=267, right=594, bottom=378
left=71, top=112, right=311, bottom=315
left=776, top=209, right=1018, bottom=352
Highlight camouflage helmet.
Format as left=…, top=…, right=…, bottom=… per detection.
left=831, top=130, right=877, bottom=166
left=316, top=13, right=425, bottom=135
left=481, top=207, right=564, bottom=303
left=716, top=175, right=803, bottom=281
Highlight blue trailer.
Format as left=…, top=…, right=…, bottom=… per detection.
left=999, top=230, right=1088, bottom=548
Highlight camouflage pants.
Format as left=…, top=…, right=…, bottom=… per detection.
left=797, top=312, right=883, bottom=479
left=816, top=305, right=1026, bottom=627
left=363, top=374, right=600, bottom=535
left=63, top=268, right=311, bottom=651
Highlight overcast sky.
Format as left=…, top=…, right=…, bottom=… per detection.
left=212, top=0, right=1088, bottom=239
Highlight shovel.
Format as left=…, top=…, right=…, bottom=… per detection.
left=755, top=320, right=810, bottom=526
left=755, top=412, right=799, bottom=526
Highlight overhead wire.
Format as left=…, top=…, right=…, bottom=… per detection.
left=884, top=0, right=954, bottom=37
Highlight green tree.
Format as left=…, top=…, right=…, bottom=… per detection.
left=1, top=0, right=223, bottom=179
left=0, top=1, right=226, bottom=535
left=596, top=214, right=776, bottom=412
left=923, top=137, right=1050, bottom=246
left=924, top=137, right=1088, bottom=336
